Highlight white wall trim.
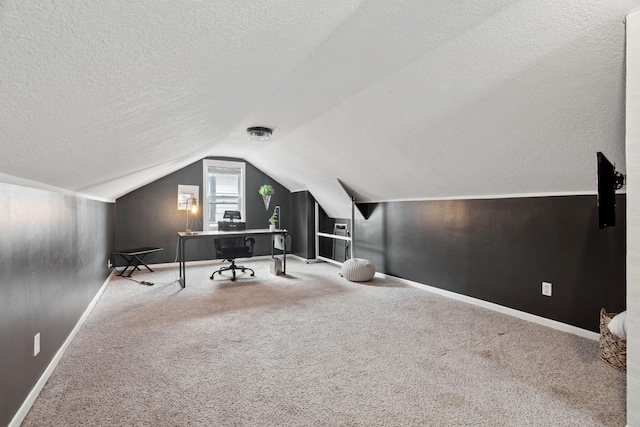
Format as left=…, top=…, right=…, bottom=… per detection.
left=377, top=272, right=600, bottom=341
left=9, top=271, right=115, bottom=427
left=360, top=190, right=623, bottom=204
left=625, top=8, right=640, bottom=427
left=0, top=172, right=115, bottom=203
left=9, top=262, right=600, bottom=427
left=308, top=259, right=598, bottom=339
left=9, top=262, right=602, bottom=426
left=202, top=159, right=246, bottom=231
left=292, top=189, right=625, bottom=204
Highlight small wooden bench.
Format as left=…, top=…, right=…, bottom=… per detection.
left=113, top=247, right=163, bottom=277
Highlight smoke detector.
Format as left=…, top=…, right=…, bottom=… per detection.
left=247, top=126, right=273, bottom=141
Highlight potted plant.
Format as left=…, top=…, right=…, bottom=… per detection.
left=258, top=184, right=275, bottom=196
left=268, top=209, right=278, bottom=231
left=259, top=184, right=275, bottom=210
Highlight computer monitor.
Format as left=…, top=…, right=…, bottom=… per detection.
left=223, top=210, right=241, bottom=221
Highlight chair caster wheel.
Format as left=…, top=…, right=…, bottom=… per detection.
left=210, top=274, right=214, bottom=280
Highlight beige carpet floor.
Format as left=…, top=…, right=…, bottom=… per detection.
left=22, top=258, right=626, bottom=426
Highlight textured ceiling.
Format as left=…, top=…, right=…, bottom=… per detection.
left=0, top=1, right=636, bottom=202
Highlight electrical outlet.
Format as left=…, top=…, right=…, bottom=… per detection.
left=542, top=281, right=552, bottom=297
left=34, top=333, right=40, bottom=356
left=107, top=259, right=113, bottom=269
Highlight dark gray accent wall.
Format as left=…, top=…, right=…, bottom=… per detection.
left=115, top=158, right=291, bottom=265
left=0, top=183, right=114, bottom=427
left=250, top=188, right=625, bottom=333
left=352, top=195, right=626, bottom=332
left=291, top=191, right=315, bottom=259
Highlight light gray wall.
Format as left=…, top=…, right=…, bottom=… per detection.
left=626, top=9, right=640, bottom=427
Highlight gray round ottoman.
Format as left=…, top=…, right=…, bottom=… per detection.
left=341, top=258, right=376, bottom=282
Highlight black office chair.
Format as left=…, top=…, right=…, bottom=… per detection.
left=210, top=219, right=255, bottom=281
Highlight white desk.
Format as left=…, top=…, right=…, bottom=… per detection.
left=177, top=228, right=288, bottom=287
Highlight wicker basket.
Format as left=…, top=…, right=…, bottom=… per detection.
left=599, top=308, right=626, bottom=372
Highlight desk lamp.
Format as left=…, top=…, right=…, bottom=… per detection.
left=186, top=197, right=198, bottom=235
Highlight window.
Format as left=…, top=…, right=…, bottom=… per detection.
left=202, top=160, right=246, bottom=230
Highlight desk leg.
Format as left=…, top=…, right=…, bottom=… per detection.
left=117, top=255, right=133, bottom=277
left=271, top=235, right=274, bottom=259
left=179, top=237, right=186, bottom=288
left=133, top=254, right=154, bottom=273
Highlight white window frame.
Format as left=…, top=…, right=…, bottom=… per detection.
left=202, top=159, right=246, bottom=231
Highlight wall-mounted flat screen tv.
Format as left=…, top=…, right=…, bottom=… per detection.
left=597, top=152, right=617, bottom=229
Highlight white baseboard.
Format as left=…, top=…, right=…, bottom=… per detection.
left=10, top=265, right=600, bottom=427
left=159, top=258, right=599, bottom=340
left=9, top=271, right=115, bottom=427
left=376, top=272, right=600, bottom=341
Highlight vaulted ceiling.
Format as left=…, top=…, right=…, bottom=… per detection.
left=0, top=1, right=636, bottom=202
